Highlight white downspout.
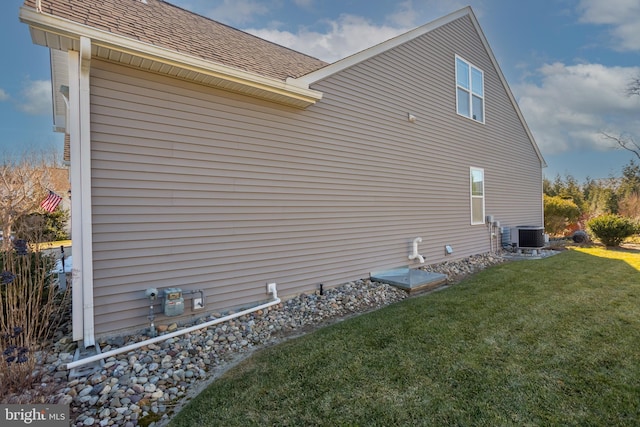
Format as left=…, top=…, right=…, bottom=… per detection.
left=68, top=50, right=83, bottom=342
left=69, top=37, right=96, bottom=346
left=67, top=286, right=281, bottom=370
left=79, top=36, right=96, bottom=348
left=408, top=237, right=425, bottom=264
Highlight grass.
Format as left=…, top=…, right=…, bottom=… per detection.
left=169, top=247, right=640, bottom=426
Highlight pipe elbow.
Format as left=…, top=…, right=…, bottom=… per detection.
left=409, top=254, right=424, bottom=264
left=267, top=282, right=278, bottom=299
left=409, top=253, right=425, bottom=263
left=409, top=237, right=425, bottom=263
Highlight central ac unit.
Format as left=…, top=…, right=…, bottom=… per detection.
left=510, top=226, right=545, bottom=249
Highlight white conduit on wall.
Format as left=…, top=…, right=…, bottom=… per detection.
left=66, top=291, right=281, bottom=370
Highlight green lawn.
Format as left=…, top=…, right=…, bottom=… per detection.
left=169, top=247, right=640, bottom=426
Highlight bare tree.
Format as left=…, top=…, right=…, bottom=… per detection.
left=0, top=152, right=57, bottom=251
left=618, top=191, right=640, bottom=220
left=600, top=76, right=640, bottom=159
left=628, top=74, right=640, bottom=97
left=601, top=132, right=640, bottom=161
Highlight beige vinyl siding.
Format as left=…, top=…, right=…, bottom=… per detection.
left=89, top=14, right=542, bottom=335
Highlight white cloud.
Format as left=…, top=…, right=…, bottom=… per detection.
left=387, top=0, right=419, bottom=28
left=247, top=14, right=409, bottom=62
left=515, top=63, right=640, bottom=155
left=243, top=1, right=466, bottom=62
left=0, top=88, right=9, bottom=101
left=577, top=0, right=640, bottom=51
left=166, top=0, right=473, bottom=63
left=17, top=80, right=52, bottom=115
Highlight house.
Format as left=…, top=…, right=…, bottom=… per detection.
left=20, top=0, right=546, bottom=344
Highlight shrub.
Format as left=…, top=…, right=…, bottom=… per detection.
left=587, top=214, right=639, bottom=247
left=14, top=211, right=70, bottom=243
left=0, top=243, right=70, bottom=401
left=544, top=195, right=581, bottom=236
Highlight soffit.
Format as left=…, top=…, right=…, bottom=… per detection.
left=21, top=7, right=323, bottom=109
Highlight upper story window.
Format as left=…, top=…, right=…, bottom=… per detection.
left=456, top=56, right=484, bottom=123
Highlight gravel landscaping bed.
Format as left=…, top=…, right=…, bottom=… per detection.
left=13, top=252, right=505, bottom=426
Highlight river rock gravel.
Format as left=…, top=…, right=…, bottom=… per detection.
left=35, top=252, right=505, bottom=426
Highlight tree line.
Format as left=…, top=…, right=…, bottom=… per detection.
left=544, top=72, right=640, bottom=240
left=544, top=160, right=640, bottom=237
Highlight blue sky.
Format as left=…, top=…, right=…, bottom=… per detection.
left=2, top=0, right=639, bottom=181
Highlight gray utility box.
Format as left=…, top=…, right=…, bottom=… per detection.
left=163, top=288, right=184, bottom=316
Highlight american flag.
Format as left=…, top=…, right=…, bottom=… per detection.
left=40, top=190, right=63, bottom=213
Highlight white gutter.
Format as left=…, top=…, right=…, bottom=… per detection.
left=67, top=286, right=281, bottom=370
left=19, top=6, right=322, bottom=108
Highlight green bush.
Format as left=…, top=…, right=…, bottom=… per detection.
left=13, top=210, right=70, bottom=243
left=587, top=214, right=639, bottom=247
left=544, top=195, right=581, bottom=236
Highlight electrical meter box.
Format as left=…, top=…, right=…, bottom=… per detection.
left=163, top=288, right=184, bottom=316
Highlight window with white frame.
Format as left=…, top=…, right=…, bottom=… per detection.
left=470, top=167, right=485, bottom=225
left=456, top=56, right=484, bottom=123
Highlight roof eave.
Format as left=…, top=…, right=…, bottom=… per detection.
left=19, top=6, right=323, bottom=109
left=289, top=7, right=472, bottom=87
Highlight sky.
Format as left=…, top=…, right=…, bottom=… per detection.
left=1, top=0, right=639, bottom=182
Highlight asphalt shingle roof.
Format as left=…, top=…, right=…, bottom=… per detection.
left=24, top=0, right=329, bottom=80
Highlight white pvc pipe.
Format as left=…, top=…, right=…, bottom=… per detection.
left=408, top=237, right=425, bottom=263
left=66, top=295, right=281, bottom=370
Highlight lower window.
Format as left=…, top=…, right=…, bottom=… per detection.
left=470, top=167, right=485, bottom=225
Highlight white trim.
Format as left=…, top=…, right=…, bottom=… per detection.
left=19, top=6, right=322, bottom=108
left=455, top=55, right=485, bottom=124
left=68, top=50, right=83, bottom=342
left=79, top=37, right=96, bottom=347
left=51, top=49, right=70, bottom=132
left=289, top=7, right=471, bottom=87
left=470, top=167, right=485, bottom=225
left=69, top=41, right=97, bottom=345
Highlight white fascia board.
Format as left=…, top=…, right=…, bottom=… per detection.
left=19, top=6, right=323, bottom=107
left=288, top=7, right=471, bottom=87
